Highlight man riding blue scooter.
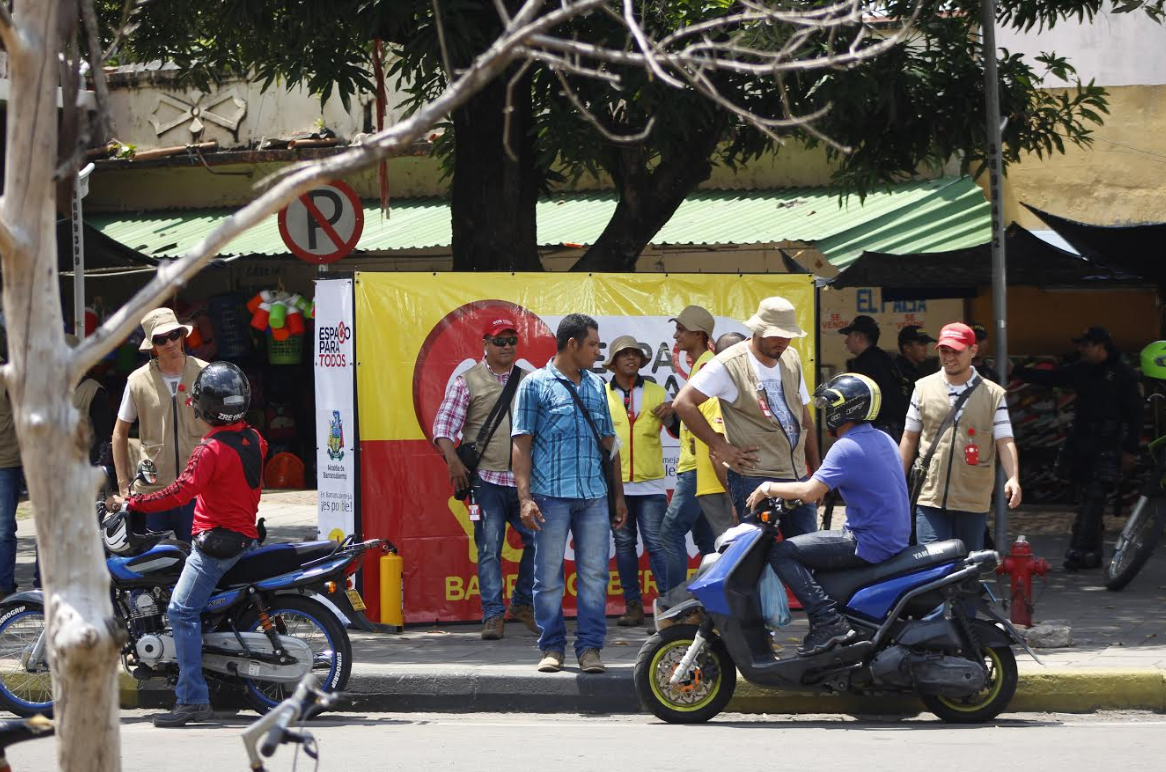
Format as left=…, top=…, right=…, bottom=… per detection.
left=744, top=372, right=911, bottom=657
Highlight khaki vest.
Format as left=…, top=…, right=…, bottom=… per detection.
left=126, top=356, right=208, bottom=492
left=0, top=381, right=21, bottom=469
left=717, top=341, right=806, bottom=480
left=915, top=372, right=1006, bottom=513
left=677, top=350, right=714, bottom=473
left=462, top=362, right=526, bottom=473
left=606, top=379, right=667, bottom=484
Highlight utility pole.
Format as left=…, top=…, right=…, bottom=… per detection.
left=981, top=0, right=1010, bottom=553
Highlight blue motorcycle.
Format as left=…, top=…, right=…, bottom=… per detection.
left=0, top=479, right=391, bottom=718
left=635, top=501, right=1038, bottom=724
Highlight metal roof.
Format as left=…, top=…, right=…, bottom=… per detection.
left=88, top=176, right=989, bottom=265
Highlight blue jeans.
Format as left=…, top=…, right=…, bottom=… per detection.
left=727, top=469, right=818, bottom=539
left=613, top=494, right=668, bottom=605
left=659, top=471, right=713, bottom=593
left=0, top=467, right=21, bottom=594
left=531, top=495, right=610, bottom=656
left=472, top=479, right=535, bottom=622
left=168, top=540, right=255, bottom=705
left=147, top=500, right=197, bottom=545
left=915, top=505, right=987, bottom=551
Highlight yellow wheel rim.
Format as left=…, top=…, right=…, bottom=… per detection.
left=648, top=638, right=722, bottom=713
left=936, top=647, right=1005, bottom=713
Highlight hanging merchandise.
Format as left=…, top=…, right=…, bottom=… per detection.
left=246, top=289, right=313, bottom=365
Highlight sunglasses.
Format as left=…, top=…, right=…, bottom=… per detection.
left=487, top=336, right=518, bottom=347
left=151, top=329, right=185, bottom=347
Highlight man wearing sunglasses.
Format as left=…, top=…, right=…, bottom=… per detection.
left=112, top=308, right=208, bottom=544
left=433, top=319, right=536, bottom=640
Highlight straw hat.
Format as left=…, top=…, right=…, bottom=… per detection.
left=138, top=308, right=193, bottom=352
left=602, top=335, right=648, bottom=371
left=744, top=297, right=806, bottom=339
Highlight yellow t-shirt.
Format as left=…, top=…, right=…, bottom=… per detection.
left=694, top=398, right=726, bottom=496
left=677, top=350, right=715, bottom=474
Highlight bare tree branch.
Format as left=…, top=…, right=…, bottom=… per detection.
left=102, top=0, right=141, bottom=62
left=431, top=0, right=454, bottom=81
left=501, top=59, right=533, bottom=163
left=81, top=0, right=113, bottom=143
left=553, top=69, right=655, bottom=145
left=0, top=206, right=17, bottom=258
left=0, top=2, right=18, bottom=52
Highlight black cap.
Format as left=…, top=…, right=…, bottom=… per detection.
left=1072, top=326, right=1110, bottom=345
left=839, top=315, right=879, bottom=337
left=898, top=325, right=936, bottom=345
left=970, top=323, right=988, bottom=342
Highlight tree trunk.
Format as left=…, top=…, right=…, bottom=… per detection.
left=450, top=66, right=542, bottom=272
left=1, top=2, right=124, bottom=770
left=570, top=114, right=729, bottom=273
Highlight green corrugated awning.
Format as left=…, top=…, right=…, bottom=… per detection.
left=88, top=176, right=989, bottom=265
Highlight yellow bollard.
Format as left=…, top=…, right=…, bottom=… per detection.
left=379, top=550, right=405, bottom=632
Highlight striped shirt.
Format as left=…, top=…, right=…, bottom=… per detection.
left=432, top=361, right=514, bottom=487
left=905, top=368, right=1013, bottom=440
left=512, top=362, right=615, bottom=500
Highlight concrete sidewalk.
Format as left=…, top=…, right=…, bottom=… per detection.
left=13, top=492, right=1166, bottom=716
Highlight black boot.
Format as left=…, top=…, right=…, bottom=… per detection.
left=798, top=618, right=856, bottom=657
left=152, top=703, right=214, bottom=728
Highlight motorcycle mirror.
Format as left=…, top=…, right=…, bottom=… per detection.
left=136, top=459, right=158, bottom=486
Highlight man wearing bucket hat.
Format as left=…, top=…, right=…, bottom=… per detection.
left=602, top=335, right=677, bottom=626
left=900, top=322, right=1021, bottom=552
left=674, top=297, right=821, bottom=539
left=112, top=308, right=208, bottom=544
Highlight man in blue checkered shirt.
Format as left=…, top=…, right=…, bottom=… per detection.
left=513, top=314, right=627, bottom=676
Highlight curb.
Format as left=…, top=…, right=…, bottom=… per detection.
left=118, top=667, right=1166, bottom=716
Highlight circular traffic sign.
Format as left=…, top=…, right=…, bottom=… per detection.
left=278, top=180, right=365, bottom=264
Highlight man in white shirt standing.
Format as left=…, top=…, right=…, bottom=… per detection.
left=899, top=322, right=1021, bottom=550
left=673, top=297, right=821, bottom=538
left=112, top=308, right=208, bottom=544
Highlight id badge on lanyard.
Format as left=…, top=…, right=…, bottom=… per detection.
left=756, top=383, right=774, bottom=420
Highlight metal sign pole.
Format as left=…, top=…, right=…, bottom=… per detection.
left=980, top=0, right=1010, bottom=553
left=72, top=164, right=95, bottom=338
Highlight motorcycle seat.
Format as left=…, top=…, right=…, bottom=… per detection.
left=218, top=541, right=341, bottom=587
left=817, top=539, right=968, bottom=605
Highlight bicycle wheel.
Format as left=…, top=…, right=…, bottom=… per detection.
left=1105, top=495, right=1166, bottom=591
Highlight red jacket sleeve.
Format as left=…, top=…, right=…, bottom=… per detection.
left=129, top=442, right=216, bottom=514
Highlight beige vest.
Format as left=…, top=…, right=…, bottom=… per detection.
left=462, top=362, right=526, bottom=473
left=126, top=356, right=208, bottom=492
left=915, top=372, right=1006, bottom=513
left=717, top=341, right=806, bottom=480
left=0, top=381, right=21, bottom=469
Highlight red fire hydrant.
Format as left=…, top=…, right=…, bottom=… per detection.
left=996, top=535, right=1050, bottom=627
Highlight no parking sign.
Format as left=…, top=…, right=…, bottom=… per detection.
left=278, top=181, right=365, bottom=264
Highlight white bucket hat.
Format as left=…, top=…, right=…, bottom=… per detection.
left=139, top=308, right=193, bottom=352
left=744, top=296, right=806, bottom=339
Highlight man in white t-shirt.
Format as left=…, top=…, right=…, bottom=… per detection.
left=673, top=297, right=821, bottom=539
left=112, top=308, right=208, bottom=543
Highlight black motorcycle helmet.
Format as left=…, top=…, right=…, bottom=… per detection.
left=192, top=361, right=251, bottom=426
left=813, top=372, right=881, bottom=433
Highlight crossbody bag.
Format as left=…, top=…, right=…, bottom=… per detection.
left=454, top=366, right=522, bottom=500
left=909, top=376, right=983, bottom=511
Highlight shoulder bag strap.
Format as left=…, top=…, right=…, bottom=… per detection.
left=556, top=377, right=606, bottom=454
left=918, top=376, right=983, bottom=473
left=471, top=366, right=522, bottom=451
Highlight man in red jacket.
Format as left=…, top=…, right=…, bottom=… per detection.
left=109, top=362, right=266, bottom=727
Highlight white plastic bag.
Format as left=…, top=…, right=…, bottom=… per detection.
left=759, top=565, right=791, bottom=629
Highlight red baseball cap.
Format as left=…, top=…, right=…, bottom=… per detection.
left=935, top=322, right=976, bottom=351
left=483, top=318, right=518, bottom=337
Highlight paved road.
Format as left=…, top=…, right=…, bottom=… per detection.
left=9, top=712, right=1166, bottom=770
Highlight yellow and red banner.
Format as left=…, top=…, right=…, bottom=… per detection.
left=352, top=272, right=815, bottom=623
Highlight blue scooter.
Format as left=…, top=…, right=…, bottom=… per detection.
left=634, top=500, right=1038, bottom=723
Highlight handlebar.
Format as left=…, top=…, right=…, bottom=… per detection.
left=241, top=675, right=338, bottom=770
left=746, top=497, right=803, bottom=524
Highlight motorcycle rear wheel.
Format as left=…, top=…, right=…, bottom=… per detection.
left=922, top=645, right=1017, bottom=724
left=238, top=595, right=352, bottom=714
left=0, top=603, right=53, bottom=718
left=1105, top=495, right=1166, bottom=591
left=634, top=624, right=735, bottom=724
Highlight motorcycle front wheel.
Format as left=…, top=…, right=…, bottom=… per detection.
left=1105, top=495, right=1166, bottom=591
left=922, top=645, right=1018, bottom=724
left=238, top=595, right=352, bottom=714
left=634, top=624, right=735, bottom=724
left=0, top=603, right=53, bottom=718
